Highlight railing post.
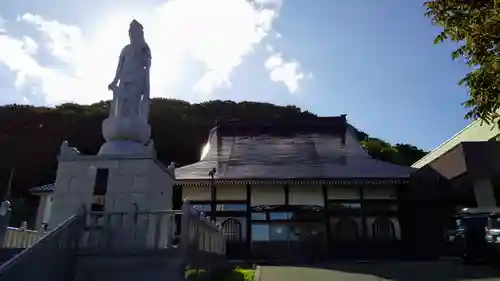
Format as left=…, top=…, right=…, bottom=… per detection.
left=180, top=200, right=192, bottom=262
left=0, top=200, right=11, bottom=248
left=73, top=204, right=87, bottom=250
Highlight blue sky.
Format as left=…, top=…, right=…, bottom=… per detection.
left=0, top=0, right=472, bottom=151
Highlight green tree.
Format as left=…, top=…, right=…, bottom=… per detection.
left=424, top=0, right=500, bottom=124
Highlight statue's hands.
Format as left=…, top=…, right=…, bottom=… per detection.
left=107, top=80, right=118, bottom=91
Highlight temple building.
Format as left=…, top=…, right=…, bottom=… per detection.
left=412, top=117, right=500, bottom=209
left=30, top=115, right=426, bottom=260
left=175, top=116, right=415, bottom=260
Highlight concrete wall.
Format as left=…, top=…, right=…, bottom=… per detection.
left=74, top=255, right=185, bottom=281
left=473, top=178, right=497, bottom=207
left=50, top=156, right=174, bottom=229
left=105, top=159, right=173, bottom=212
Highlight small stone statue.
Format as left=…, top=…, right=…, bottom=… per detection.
left=0, top=200, right=10, bottom=216
left=108, top=19, right=151, bottom=121
left=167, top=162, right=176, bottom=170
left=60, top=141, right=80, bottom=157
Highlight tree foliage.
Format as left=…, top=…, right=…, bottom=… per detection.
left=424, top=0, right=500, bottom=124
left=0, top=99, right=427, bottom=224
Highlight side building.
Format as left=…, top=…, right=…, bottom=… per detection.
left=175, top=116, right=415, bottom=261
left=411, top=118, right=500, bottom=210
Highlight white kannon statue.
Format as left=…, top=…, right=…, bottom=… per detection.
left=108, top=19, right=151, bottom=121
left=98, top=19, right=153, bottom=155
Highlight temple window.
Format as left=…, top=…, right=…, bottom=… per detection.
left=269, top=212, right=292, bottom=220
left=251, top=224, right=270, bottom=241
left=216, top=203, right=247, bottom=211
left=372, top=218, right=396, bottom=240
left=251, top=213, right=266, bottom=221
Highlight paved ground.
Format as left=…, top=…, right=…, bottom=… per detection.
left=256, top=261, right=500, bottom=281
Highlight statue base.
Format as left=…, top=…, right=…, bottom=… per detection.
left=98, top=140, right=151, bottom=156
left=99, top=116, right=151, bottom=155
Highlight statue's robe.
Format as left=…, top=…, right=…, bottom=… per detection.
left=111, top=43, right=151, bottom=120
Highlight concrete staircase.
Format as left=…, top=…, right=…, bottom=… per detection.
left=0, top=203, right=227, bottom=281
left=0, top=249, right=22, bottom=265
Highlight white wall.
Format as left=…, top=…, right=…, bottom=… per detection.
left=251, top=185, right=285, bottom=206
left=184, top=186, right=211, bottom=201
left=289, top=185, right=323, bottom=206
left=216, top=185, right=246, bottom=200
left=182, top=184, right=396, bottom=202
left=327, top=186, right=359, bottom=200
left=363, top=185, right=396, bottom=199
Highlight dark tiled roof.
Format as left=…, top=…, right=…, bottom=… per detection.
left=30, top=183, right=55, bottom=194
left=176, top=117, right=415, bottom=181
left=217, top=116, right=347, bottom=137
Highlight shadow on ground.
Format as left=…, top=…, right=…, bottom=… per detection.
left=261, top=261, right=500, bottom=281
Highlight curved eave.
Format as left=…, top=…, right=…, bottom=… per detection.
left=174, top=178, right=409, bottom=187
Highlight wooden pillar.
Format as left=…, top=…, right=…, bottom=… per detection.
left=210, top=183, right=217, bottom=220
left=396, top=183, right=403, bottom=236
left=396, top=183, right=406, bottom=258
left=283, top=183, right=290, bottom=254
left=246, top=183, right=252, bottom=257
left=360, top=184, right=367, bottom=240
left=322, top=184, right=330, bottom=258
left=284, top=184, right=290, bottom=205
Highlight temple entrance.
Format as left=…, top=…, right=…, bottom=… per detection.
left=329, top=216, right=362, bottom=258
left=219, top=217, right=247, bottom=259
left=250, top=205, right=326, bottom=261
left=326, top=200, right=402, bottom=259
left=221, top=218, right=242, bottom=242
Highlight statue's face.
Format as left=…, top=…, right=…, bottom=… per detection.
left=128, top=27, right=144, bottom=44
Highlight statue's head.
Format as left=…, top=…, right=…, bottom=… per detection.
left=129, top=19, right=145, bottom=44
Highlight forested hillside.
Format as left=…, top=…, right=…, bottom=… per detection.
left=0, top=98, right=427, bottom=224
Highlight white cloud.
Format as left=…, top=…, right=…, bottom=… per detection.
left=0, top=0, right=309, bottom=105
left=0, top=15, right=6, bottom=33
left=20, top=36, right=38, bottom=55
left=264, top=53, right=311, bottom=94
left=254, top=0, right=283, bottom=6
left=19, top=13, right=85, bottom=65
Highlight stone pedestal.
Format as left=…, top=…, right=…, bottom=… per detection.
left=99, top=116, right=152, bottom=155
left=48, top=144, right=174, bottom=229
left=35, top=195, right=52, bottom=230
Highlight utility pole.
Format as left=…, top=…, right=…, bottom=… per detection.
left=4, top=167, right=14, bottom=201
left=209, top=168, right=216, bottom=219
